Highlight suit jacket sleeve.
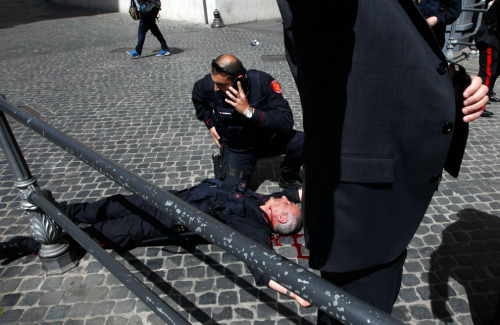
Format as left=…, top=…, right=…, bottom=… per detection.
left=225, top=218, right=273, bottom=286
left=436, top=0, right=462, bottom=25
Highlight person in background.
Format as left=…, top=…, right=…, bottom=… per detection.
left=476, top=0, right=500, bottom=117
left=416, top=0, right=462, bottom=49
left=127, top=0, right=170, bottom=58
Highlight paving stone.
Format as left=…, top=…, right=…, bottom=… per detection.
left=40, top=277, right=63, bottom=291
left=125, top=315, right=143, bottom=325
left=45, top=304, right=71, bottom=320
left=217, top=290, right=238, bottom=305
left=212, top=306, right=233, bottom=321
left=409, top=304, right=434, bottom=320
left=18, top=291, right=43, bottom=306
left=18, top=306, right=48, bottom=323
left=0, top=293, right=21, bottom=307
left=66, top=302, right=95, bottom=318
left=112, top=299, right=136, bottom=315
left=0, top=278, right=21, bottom=294
left=40, top=291, right=65, bottom=306
left=186, top=265, right=205, bottom=278
left=199, top=292, right=217, bottom=305
left=194, top=278, right=214, bottom=292
left=62, top=287, right=90, bottom=303
left=84, top=317, right=106, bottom=325
left=91, top=301, right=115, bottom=316
left=18, top=276, right=43, bottom=291
left=108, top=286, right=131, bottom=300
left=82, top=274, right=105, bottom=287
left=0, top=309, right=24, bottom=324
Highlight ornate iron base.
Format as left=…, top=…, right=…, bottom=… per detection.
left=40, top=241, right=80, bottom=275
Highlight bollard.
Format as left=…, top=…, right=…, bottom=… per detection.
left=211, top=9, right=225, bottom=28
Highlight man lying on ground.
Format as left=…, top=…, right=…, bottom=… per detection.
left=0, top=175, right=310, bottom=307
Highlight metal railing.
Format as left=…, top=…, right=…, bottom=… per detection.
left=446, top=0, right=487, bottom=61
left=0, top=96, right=403, bottom=324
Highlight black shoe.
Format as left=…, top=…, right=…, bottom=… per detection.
left=279, top=175, right=303, bottom=190
left=482, top=109, right=494, bottom=117
left=0, top=236, right=34, bottom=260
left=489, top=95, right=500, bottom=102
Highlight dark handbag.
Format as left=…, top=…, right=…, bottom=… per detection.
left=129, top=0, right=140, bottom=20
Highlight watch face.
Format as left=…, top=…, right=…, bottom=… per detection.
left=245, top=109, right=253, bottom=118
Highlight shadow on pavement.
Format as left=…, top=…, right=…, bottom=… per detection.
left=0, top=0, right=114, bottom=29
left=117, top=247, right=314, bottom=324
left=429, top=208, right=500, bottom=325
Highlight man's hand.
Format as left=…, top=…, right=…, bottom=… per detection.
left=209, top=127, right=221, bottom=148
left=225, top=81, right=251, bottom=115
left=293, top=293, right=312, bottom=308
left=268, top=280, right=312, bottom=308
left=426, top=16, right=439, bottom=28
left=462, top=76, right=489, bottom=122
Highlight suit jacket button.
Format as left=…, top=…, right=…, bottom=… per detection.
left=437, top=62, right=448, bottom=74
left=442, top=122, right=453, bottom=134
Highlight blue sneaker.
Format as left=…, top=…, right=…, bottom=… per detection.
left=127, top=50, right=141, bottom=58
left=157, top=50, right=171, bottom=56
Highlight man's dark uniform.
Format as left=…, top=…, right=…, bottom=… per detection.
left=476, top=0, right=500, bottom=96
left=416, top=0, right=462, bottom=48
left=23, top=178, right=300, bottom=285
left=192, top=70, right=304, bottom=182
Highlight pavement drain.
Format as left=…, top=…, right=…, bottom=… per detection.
left=18, top=105, right=41, bottom=117
left=109, top=48, right=136, bottom=53
left=109, top=47, right=184, bottom=55
left=261, top=54, right=286, bottom=62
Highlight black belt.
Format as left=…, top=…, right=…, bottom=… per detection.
left=226, top=166, right=251, bottom=181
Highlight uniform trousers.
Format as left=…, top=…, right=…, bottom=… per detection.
left=478, top=43, right=500, bottom=94
left=64, top=193, right=180, bottom=248
left=221, top=130, right=304, bottom=180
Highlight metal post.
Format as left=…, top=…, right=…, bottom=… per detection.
left=203, top=0, right=208, bottom=24
left=445, top=0, right=487, bottom=60
left=0, top=108, right=78, bottom=274
left=446, top=21, right=458, bottom=62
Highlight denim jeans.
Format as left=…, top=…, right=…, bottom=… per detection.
left=135, top=16, right=168, bottom=55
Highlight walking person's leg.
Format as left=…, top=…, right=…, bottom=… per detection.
left=135, top=18, right=149, bottom=55
left=149, top=18, right=170, bottom=56
left=128, top=18, right=148, bottom=57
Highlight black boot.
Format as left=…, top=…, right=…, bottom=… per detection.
left=27, top=189, right=67, bottom=213
left=279, top=175, right=303, bottom=190
left=0, top=236, right=36, bottom=260
left=482, top=109, right=495, bottom=117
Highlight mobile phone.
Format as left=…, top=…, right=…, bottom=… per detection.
left=232, top=77, right=249, bottom=93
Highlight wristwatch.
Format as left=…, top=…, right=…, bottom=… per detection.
left=244, top=108, right=254, bottom=119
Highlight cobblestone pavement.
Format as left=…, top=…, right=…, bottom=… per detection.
left=0, top=1, right=499, bottom=324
